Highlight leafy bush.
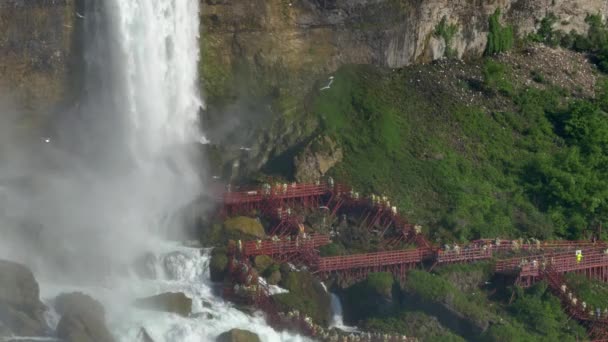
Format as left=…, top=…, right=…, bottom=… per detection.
left=506, top=283, right=587, bottom=341
left=485, top=9, right=514, bottom=55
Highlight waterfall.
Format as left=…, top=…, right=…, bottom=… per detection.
left=330, top=293, right=357, bottom=332
left=330, top=293, right=345, bottom=327
left=0, top=0, right=310, bottom=341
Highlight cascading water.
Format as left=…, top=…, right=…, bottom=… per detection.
left=0, top=0, right=309, bottom=341
left=329, top=293, right=357, bottom=333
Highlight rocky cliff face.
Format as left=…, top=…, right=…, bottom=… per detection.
left=1, top=0, right=606, bottom=176
left=0, top=0, right=77, bottom=126
left=200, top=0, right=608, bottom=178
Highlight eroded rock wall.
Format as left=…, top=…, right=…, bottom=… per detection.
left=0, top=0, right=77, bottom=123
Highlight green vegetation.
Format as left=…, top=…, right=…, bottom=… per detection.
left=273, top=271, right=331, bottom=325
left=482, top=60, right=514, bottom=96
left=434, top=16, right=459, bottom=58
left=363, top=311, right=466, bottom=342
left=210, top=247, right=228, bottom=282
left=498, top=283, right=587, bottom=341
left=485, top=9, right=514, bottom=55
left=223, top=216, right=266, bottom=240
left=314, top=49, right=608, bottom=240
left=343, top=272, right=397, bottom=321
left=564, top=273, right=608, bottom=310
left=529, top=13, right=608, bottom=72
left=404, top=270, right=494, bottom=326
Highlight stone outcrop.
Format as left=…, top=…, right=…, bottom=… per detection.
left=0, top=260, right=49, bottom=337
left=223, top=217, right=266, bottom=240
left=273, top=271, right=331, bottom=326
left=294, top=135, right=343, bottom=183
left=216, top=328, right=261, bottom=342
left=54, top=292, right=114, bottom=342
left=134, top=292, right=192, bottom=317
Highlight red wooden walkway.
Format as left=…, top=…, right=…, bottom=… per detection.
left=543, top=266, right=608, bottom=339
left=313, top=248, right=426, bottom=283
left=242, top=234, right=331, bottom=260
left=216, top=180, right=608, bottom=340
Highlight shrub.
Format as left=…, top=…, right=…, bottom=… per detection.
left=485, top=9, right=514, bottom=55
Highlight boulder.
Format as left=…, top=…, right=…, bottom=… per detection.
left=134, top=292, right=192, bottom=317
left=223, top=217, right=265, bottom=240
left=216, top=328, right=261, bottom=342
left=54, top=292, right=114, bottom=342
left=273, top=271, right=332, bottom=326
left=253, top=255, right=273, bottom=273
left=343, top=272, right=396, bottom=322
left=137, top=327, right=154, bottom=342
left=294, top=136, right=343, bottom=183
left=267, top=270, right=282, bottom=286
left=210, top=248, right=229, bottom=282
left=0, top=260, right=49, bottom=336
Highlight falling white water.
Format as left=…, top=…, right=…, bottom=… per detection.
left=330, top=294, right=358, bottom=333
left=0, top=0, right=310, bottom=341
left=39, top=246, right=309, bottom=342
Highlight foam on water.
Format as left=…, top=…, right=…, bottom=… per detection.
left=39, top=244, right=309, bottom=341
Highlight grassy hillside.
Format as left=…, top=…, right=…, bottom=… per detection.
left=312, top=49, right=608, bottom=242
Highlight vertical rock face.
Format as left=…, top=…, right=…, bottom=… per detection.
left=0, top=0, right=77, bottom=122
left=200, top=0, right=608, bottom=176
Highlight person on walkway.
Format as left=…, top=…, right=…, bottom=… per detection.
left=576, top=251, right=583, bottom=264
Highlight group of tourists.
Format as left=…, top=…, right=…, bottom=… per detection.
left=561, top=284, right=608, bottom=320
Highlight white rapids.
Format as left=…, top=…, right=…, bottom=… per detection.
left=38, top=244, right=309, bottom=342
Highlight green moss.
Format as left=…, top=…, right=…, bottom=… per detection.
left=363, top=311, right=466, bottom=342
left=273, top=271, right=331, bottom=325
left=210, top=248, right=229, bottom=282
left=253, top=255, right=273, bottom=273
left=200, top=35, right=234, bottom=102
left=404, top=270, right=494, bottom=326
left=319, top=243, right=347, bottom=257
left=223, top=217, right=266, bottom=240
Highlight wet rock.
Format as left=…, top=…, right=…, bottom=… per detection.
left=134, top=292, right=192, bottom=317
left=274, top=271, right=332, bottom=326
left=137, top=327, right=154, bottom=342
left=0, top=260, right=49, bottom=336
left=253, top=255, right=273, bottom=273
left=223, top=217, right=265, bottom=240
left=55, top=292, right=114, bottom=342
left=267, top=270, right=282, bottom=286
left=343, top=272, right=396, bottom=322
left=294, top=136, right=343, bottom=183
left=216, top=328, right=261, bottom=342
left=210, top=248, right=229, bottom=282
left=133, top=253, right=158, bottom=280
